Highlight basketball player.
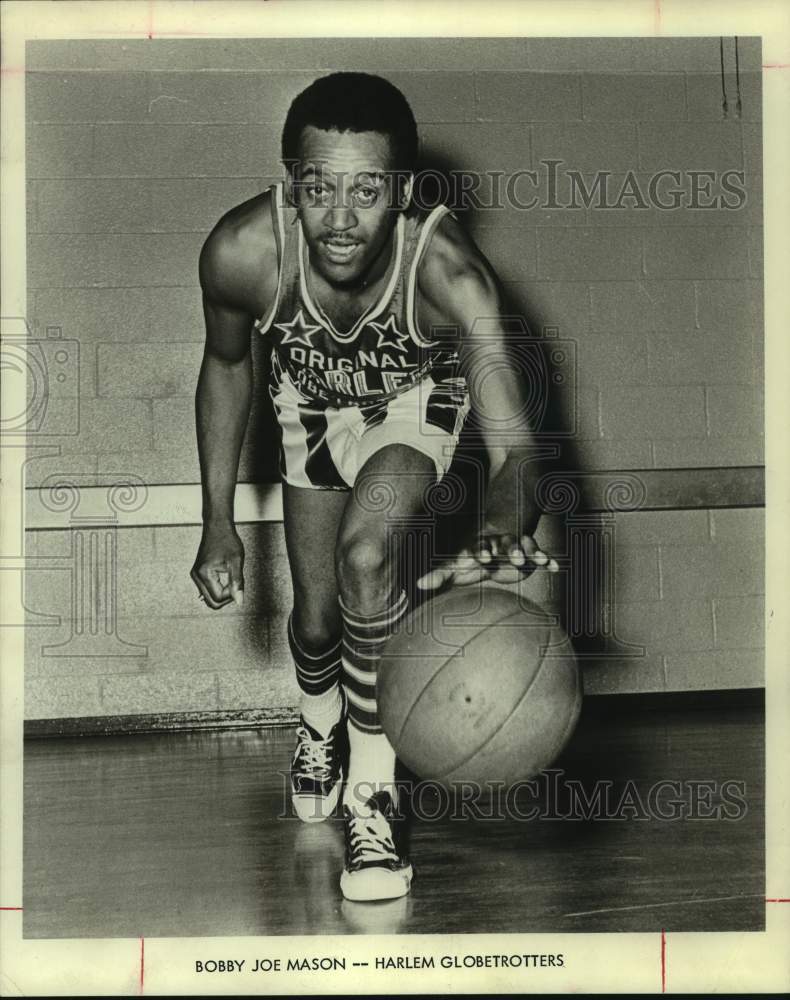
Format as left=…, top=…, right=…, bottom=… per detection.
left=191, top=73, right=558, bottom=903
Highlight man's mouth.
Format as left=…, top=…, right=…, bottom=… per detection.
left=322, top=238, right=361, bottom=263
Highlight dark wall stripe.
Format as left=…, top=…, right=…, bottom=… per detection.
left=23, top=689, right=764, bottom=739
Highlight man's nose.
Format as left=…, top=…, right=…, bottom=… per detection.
left=323, top=203, right=358, bottom=231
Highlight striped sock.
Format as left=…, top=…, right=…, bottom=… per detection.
left=339, top=590, right=409, bottom=809
left=287, top=613, right=343, bottom=738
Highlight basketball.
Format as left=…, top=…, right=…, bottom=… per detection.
left=377, top=585, right=583, bottom=789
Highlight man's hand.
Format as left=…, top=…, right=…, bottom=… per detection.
left=416, top=528, right=559, bottom=591
left=191, top=523, right=245, bottom=609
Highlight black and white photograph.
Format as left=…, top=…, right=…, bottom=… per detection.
left=1, top=0, right=788, bottom=995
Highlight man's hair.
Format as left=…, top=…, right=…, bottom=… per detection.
left=281, top=72, right=419, bottom=174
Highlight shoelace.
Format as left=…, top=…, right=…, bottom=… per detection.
left=347, top=809, right=400, bottom=865
left=294, top=726, right=333, bottom=778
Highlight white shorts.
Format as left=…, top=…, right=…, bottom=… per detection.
left=269, top=370, right=471, bottom=491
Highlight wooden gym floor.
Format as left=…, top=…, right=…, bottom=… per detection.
left=23, top=696, right=764, bottom=938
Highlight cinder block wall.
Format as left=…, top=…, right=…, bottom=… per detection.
left=24, top=38, right=764, bottom=721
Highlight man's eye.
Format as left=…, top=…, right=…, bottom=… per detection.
left=304, top=184, right=327, bottom=201
left=353, top=187, right=378, bottom=207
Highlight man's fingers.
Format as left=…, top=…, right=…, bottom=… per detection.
left=520, top=535, right=558, bottom=570
left=417, top=550, right=478, bottom=590
left=476, top=538, right=493, bottom=564
left=227, top=558, right=245, bottom=607
left=416, top=566, right=453, bottom=591
left=191, top=575, right=230, bottom=610
left=191, top=566, right=234, bottom=610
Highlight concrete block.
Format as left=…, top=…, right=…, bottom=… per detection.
left=23, top=453, right=98, bottom=490
left=695, top=279, right=763, bottom=334
left=92, top=123, right=282, bottom=178
left=590, top=280, right=696, bottom=333
left=572, top=439, right=653, bottom=469
left=638, top=122, right=743, bottom=171
left=28, top=234, right=203, bottom=289
left=99, top=670, right=219, bottom=714
left=24, top=627, right=150, bottom=678
left=27, top=124, right=95, bottom=179
left=113, top=612, right=270, bottom=673
left=709, top=506, right=764, bottom=546
left=503, top=281, right=591, bottom=336
left=651, top=437, right=764, bottom=468
left=713, top=596, right=765, bottom=649
left=144, top=71, right=319, bottom=124
left=473, top=227, right=537, bottom=282
left=24, top=564, right=71, bottom=625
left=24, top=528, right=72, bottom=559
left=27, top=71, right=149, bottom=122
left=30, top=178, right=261, bottom=234
left=647, top=328, right=755, bottom=385
left=44, top=399, right=152, bottom=462
left=614, top=509, right=710, bottom=547
left=151, top=398, right=197, bottom=453
left=218, top=669, right=301, bottom=711
left=537, top=228, right=643, bottom=280
left=384, top=72, right=478, bottom=124
left=707, top=385, right=763, bottom=437
left=660, top=536, right=763, bottom=599
left=664, top=649, right=763, bottom=690
left=613, top=543, right=661, bottom=603
left=643, top=228, right=750, bottom=279
left=600, top=386, right=706, bottom=440
left=54, top=397, right=153, bottom=454
left=532, top=124, right=638, bottom=173
left=582, top=73, right=685, bottom=121
left=95, top=449, right=201, bottom=486
left=29, top=287, right=203, bottom=346
left=578, top=331, right=649, bottom=386
left=26, top=675, right=103, bottom=719
left=98, top=342, right=202, bottom=398
left=616, top=598, right=714, bottom=654
left=420, top=122, right=531, bottom=174
left=475, top=72, right=581, bottom=122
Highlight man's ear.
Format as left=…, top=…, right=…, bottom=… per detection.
left=284, top=170, right=298, bottom=208
left=400, top=173, right=414, bottom=211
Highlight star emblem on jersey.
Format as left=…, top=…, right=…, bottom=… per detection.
left=369, top=315, right=410, bottom=353
left=275, top=308, right=322, bottom=348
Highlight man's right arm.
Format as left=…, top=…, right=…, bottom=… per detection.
left=196, top=232, right=254, bottom=534
left=191, top=216, right=265, bottom=609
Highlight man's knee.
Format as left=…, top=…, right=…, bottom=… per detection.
left=335, top=531, right=390, bottom=597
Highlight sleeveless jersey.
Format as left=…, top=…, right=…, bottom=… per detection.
left=254, top=182, right=459, bottom=408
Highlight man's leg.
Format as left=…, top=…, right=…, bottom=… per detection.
left=283, top=482, right=349, bottom=821
left=334, top=444, right=435, bottom=900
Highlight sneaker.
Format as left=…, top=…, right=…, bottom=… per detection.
left=290, top=700, right=348, bottom=824
left=340, top=790, right=413, bottom=902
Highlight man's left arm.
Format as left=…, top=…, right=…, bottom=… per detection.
left=416, top=224, right=558, bottom=590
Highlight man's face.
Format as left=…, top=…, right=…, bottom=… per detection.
left=290, top=126, right=409, bottom=288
